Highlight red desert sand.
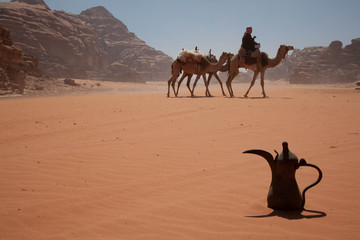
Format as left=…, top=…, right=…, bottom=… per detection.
left=0, top=82, right=359, bottom=239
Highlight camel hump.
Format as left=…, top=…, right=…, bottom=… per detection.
left=178, top=49, right=204, bottom=64
left=261, top=52, right=269, bottom=66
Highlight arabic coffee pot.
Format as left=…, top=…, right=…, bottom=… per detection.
left=243, top=142, right=322, bottom=210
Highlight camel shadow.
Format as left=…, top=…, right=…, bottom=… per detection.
left=236, top=96, right=294, bottom=100
left=169, top=95, right=293, bottom=99
left=229, top=96, right=268, bottom=99
left=243, top=96, right=268, bottom=99
left=171, top=93, right=226, bottom=98
left=172, top=95, right=211, bottom=99
left=246, top=208, right=327, bottom=220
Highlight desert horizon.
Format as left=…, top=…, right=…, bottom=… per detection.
left=2, top=77, right=357, bottom=99
left=1, top=82, right=359, bottom=239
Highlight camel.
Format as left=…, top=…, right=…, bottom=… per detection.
left=226, top=45, right=294, bottom=98
left=167, top=51, right=231, bottom=97
left=175, top=51, right=233, bottom=97
left=173, top=49, right=215, bottom=97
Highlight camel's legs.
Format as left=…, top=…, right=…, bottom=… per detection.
left=260, top=70, right=267, bottom=97
left=167, top=73, right=179, bottom=97
left=167, top=61, right=181, bottom=97
left=203, top=74, right=212, bottom=97
left=244, top=70, right=259, bottom=98
left=213, top=73, right=226, bottom=96
left=226, top=56, right=240, bottom=97
left=192, top=74, right=211, bottom=97
left=226, top=71, right=237, bottom=97
left=207, top=73, right=225, bottom=96
left=207, top=73, right=213, bottom=91
left=191, top=75, right=201, bottom=97
left=204, top=74, right=212, bottom=97
left=176, top=73, right=190, bottom=97
left=225, top=80, right=232, bottom=97
left=185, top=74, right=193, bottom=95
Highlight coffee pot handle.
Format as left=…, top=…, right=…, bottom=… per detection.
left=298, top=158, right=323, bottom=209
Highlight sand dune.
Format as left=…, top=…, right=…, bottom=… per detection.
left=0, top=83, right=359, bottom=239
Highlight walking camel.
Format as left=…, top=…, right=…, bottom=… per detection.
left=172, top=50, right=215, bottom=97
left=167, top=52, right=231, bottom=97
left=175, top=51, right=234, bottom=97
left=226, top=45, right=294, bottom=98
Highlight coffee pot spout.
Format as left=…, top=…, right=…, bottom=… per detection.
left=243, top=149, right=275, bottom=169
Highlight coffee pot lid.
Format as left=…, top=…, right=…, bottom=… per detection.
left=277, top=142, right=298, bottom=161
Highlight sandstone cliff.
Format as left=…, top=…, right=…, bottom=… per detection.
left=0, top=25, right=41, bottom=94
left=10, top=0, right=49, bottom=9
left=0, top=0, right=173, bottom=82
left=266, top=39, right=360, bottom=84
left=79, top=6, right=173, bottom=81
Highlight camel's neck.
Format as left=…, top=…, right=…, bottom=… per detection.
left=219, top=63, right=229, bottom=72
left=205, top=56, right=227, bottom=71
left=267, top=49, right=286, bottom=68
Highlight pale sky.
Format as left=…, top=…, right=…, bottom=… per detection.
left=1, top=0, right=360, bottom=59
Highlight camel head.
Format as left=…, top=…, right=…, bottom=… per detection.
left=279, top=45, right=294, bottom=59
left=225, top=54, right=234, bottom=66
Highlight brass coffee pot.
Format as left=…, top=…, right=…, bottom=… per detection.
left=243, top=142, right=322, bottom=210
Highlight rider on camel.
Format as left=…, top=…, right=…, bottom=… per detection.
left=239, top=27, right=261, bottom=68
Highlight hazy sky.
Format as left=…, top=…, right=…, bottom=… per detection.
left=2, top=0, right=360, bottom=59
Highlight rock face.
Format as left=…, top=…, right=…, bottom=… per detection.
left=266, top=39, right=360, bottom=84
left=10, top=0, right=50, bottom=10
left=0, top=1, right=173, bottom=82
left=0, top=1, right=108, bottom=79
left=0, top=25, right=41, bottom=94
left=79, top=7, right=172, bottom=81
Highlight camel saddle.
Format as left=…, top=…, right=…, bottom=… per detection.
left=237, top=54, right=258, bottom=65
left=238, top=47, right=260, bottom=65
left=178, top=49, right=204, bottom=64
left=243, top=56, right=257, bottom=65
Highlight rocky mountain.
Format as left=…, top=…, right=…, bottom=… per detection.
left=11, top=0, right=49, bottom=9
left=266, top=38, right=360, bottom=84
left=0, top=0, right=173, bottom=82
left=79, top=6, right=172, bottom=82
left=0, top=24, right=42, bottom=94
